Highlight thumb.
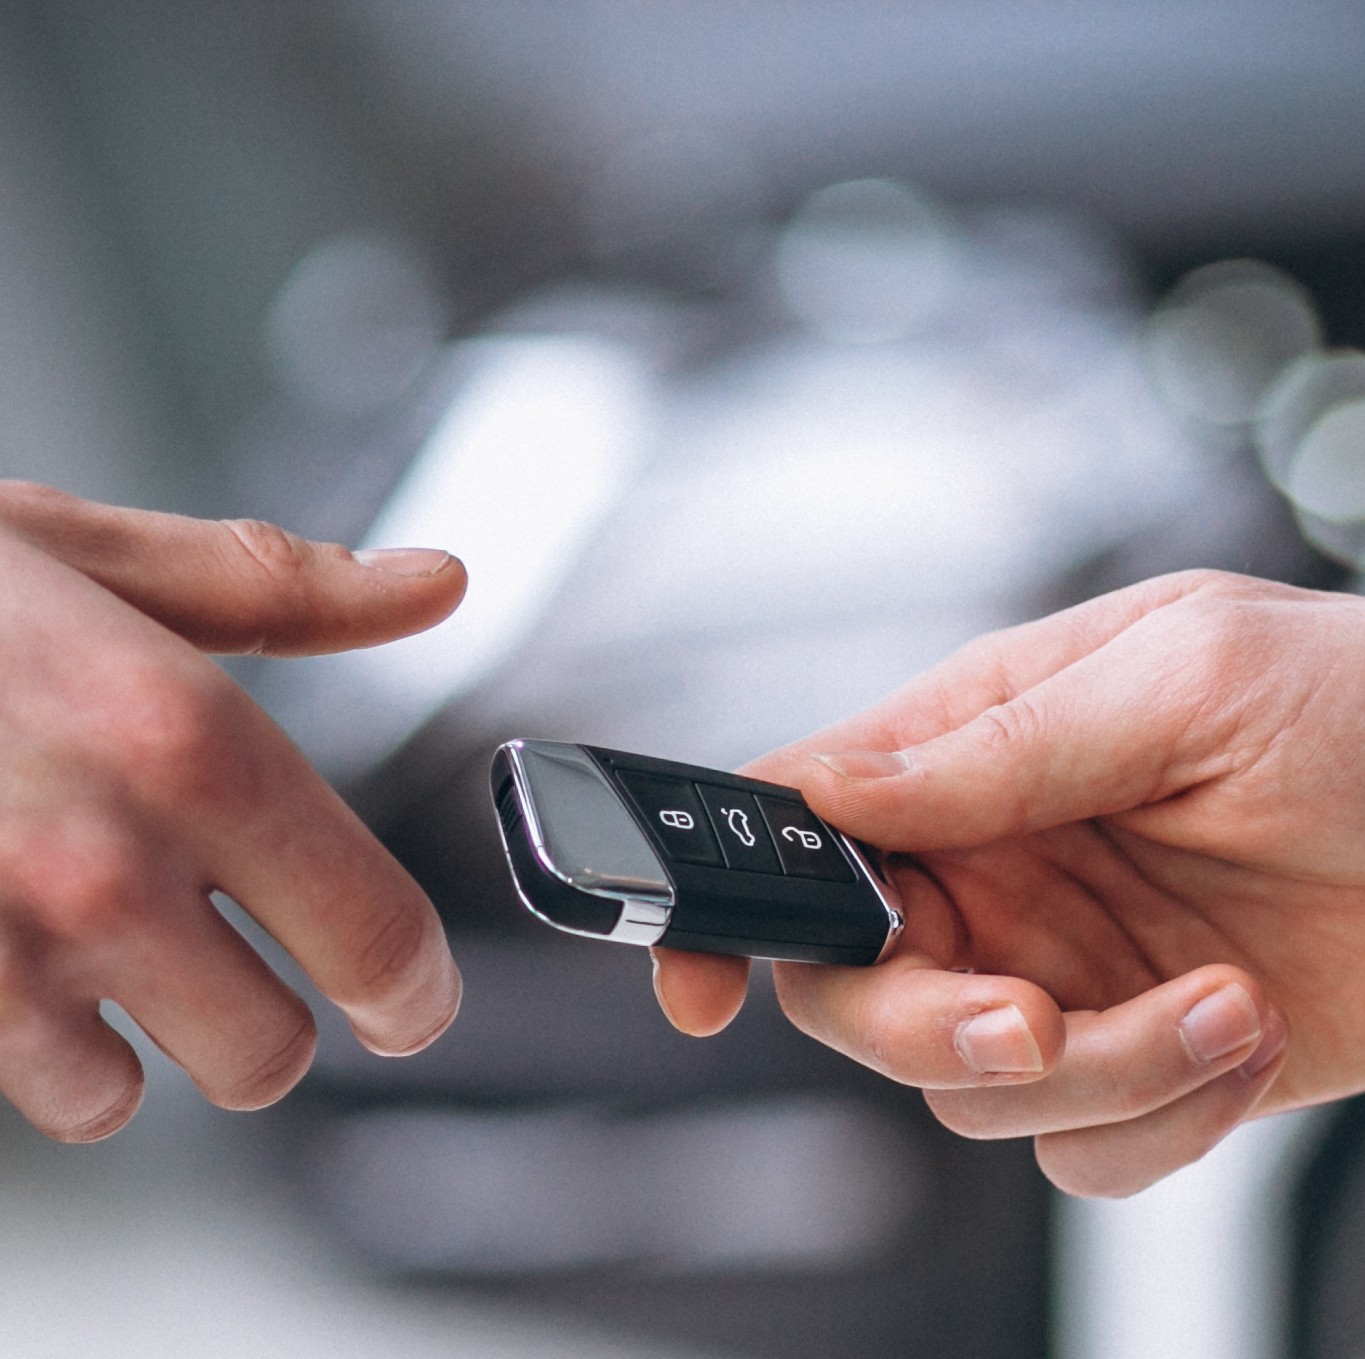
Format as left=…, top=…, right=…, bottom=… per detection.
left=770, top=633, right=1219, bottom=851
left=0, top=482, right=466, bottom=656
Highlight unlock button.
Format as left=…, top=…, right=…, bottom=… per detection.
left=756, top=796, right=855, bottom=882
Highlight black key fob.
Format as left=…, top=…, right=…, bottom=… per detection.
left=490, top=740, right=904, bottom=965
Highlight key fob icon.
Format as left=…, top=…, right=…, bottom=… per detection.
left=491, top=740, right=904, bottom=965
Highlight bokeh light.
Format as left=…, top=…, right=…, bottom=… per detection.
left=1252, top=350, right=1365, bottom=566
left=1281, top=400, right=1365, bottom=523
left=264, top=230, right=446, bottom=414
left=1291, top=507, right=1365, bottom=571
left=1255, top=350, right=1365, bottom=489
left=1144, top=259, right=1321, bottom=426
left=774, top=178, right=960, bottom=344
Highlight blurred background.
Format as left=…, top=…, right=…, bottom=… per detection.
left=3, top=2, right=1365, bottom=1356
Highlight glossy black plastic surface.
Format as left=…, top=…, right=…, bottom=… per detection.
left=491, top=741, right=899, bottom=965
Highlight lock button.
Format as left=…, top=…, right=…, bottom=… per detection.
left=756, top=796, right=856, bottom=882
left=616, top=771, right=723, bottom=866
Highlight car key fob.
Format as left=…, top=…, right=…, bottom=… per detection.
left=490, top=739, right=903, bottom=965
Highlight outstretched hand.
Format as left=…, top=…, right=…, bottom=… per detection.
left=653, top=570, right=1365, bottom=1196
left=0, top=482, right=466, bottom=1141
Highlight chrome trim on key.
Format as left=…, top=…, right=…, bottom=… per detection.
left=839, top=834, right=906, bottom=964
left=499, top=739, right=675, bottom=945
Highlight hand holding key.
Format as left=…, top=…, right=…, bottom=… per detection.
left=653, top=570, right=1365, bottom=1196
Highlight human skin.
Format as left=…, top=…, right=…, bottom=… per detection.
left=0, top=481, right=466, bottom=1142
left=653, top=569, right=1365, bottom=1197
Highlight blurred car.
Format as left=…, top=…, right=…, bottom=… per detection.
left=3, top=4, right=1364, bottom=1358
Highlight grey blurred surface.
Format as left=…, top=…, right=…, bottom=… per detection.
left=0, top=1048, right=718, bottom=1359
left=2, top=3, right=1364, bottom=1358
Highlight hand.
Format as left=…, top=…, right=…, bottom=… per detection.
left=0, top=481, right=466, bottom=1141
left=652, top=570, right=1365, bottom=1196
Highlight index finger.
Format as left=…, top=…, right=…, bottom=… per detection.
left=0, top=480, right=467, bottom=657
left=740, top=570, right=1211, bottom=788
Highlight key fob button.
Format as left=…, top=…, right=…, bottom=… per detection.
left=756, top=796, right=856, bottom=882
left=616, top=772, right=723, bottom=866
left=696, top=784, right=783, bottom=874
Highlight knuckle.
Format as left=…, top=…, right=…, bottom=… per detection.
left=30, top=820, right=145, bottom=942
left=217, top=518, right=340, bottom=652
left=1167, top=567, right=1244, bottom=598
left=1178, top=592, right=1273, bottom=673
left=347, top=906, right=437, bottom=1003
left=973, top=693, right=1045, bottom=756
left=1185, top=598, right=1249, bottom=660
left=1157, top=567, right=1288, bottom=615
left=213, top=1014, right=316, bottom=1111
left=1174, top=567, right=1294, bottom=604
left=108, top=665, right=239, bottom=804
left=954, top=628, right=1017, bottom=684
left=1155, top=601, right=1276, bottom=749
left=221, top=518, right=311, bottom=584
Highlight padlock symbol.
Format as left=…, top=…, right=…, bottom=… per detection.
left=659, top=809, right=695, bottom=831
left=781, top=825, right=823, bottom=851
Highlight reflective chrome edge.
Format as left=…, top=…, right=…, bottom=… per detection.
left=499, top=740, right=674, bottom=947
left=606, top=898, right=673, bottom=946
left=839, top=834, right=905, bottom=964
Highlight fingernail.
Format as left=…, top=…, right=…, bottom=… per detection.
left=1178, top=983, right=1261, bottom=1065
left=954, top=1005, right=1044, bottom=1074
left=353, top=547, right=453, bottom=577
left=650, top=951, right=678, bottom=1028
left=812, top=749, right=915, bottom=780
left=1240, top=1007, right=1288, bottom=1079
